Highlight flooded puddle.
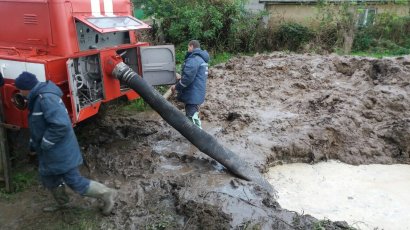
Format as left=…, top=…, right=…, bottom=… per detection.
left=266, top=161, right=410, bottom=230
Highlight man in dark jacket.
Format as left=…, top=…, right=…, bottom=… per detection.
left=172, top=40, right=210, bottom=129
left=15, top=71, right=117, bottom=215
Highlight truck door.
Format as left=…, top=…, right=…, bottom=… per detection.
left=139, top=45, right=176, bottom=86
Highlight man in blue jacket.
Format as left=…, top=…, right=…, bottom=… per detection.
left=15, top=72, right=116, bottom=215
left=172, top=40, right=210, bottom=129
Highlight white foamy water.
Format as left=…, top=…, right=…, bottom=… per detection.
left=266, top=161, right=410, bottom=230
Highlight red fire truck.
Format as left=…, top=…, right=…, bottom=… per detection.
left=0, top=0, right=176, bottom=128
left=0, top=0, right=274, bottom=194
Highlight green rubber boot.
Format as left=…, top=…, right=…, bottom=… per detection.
left=191, top=112, right=202, bottom=129
left=84, top=181, right=117, bottom=216
left=43, top=184, right=70, bottom=212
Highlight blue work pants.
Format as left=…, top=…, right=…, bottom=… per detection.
left=40, top=167, right=90, bottom=195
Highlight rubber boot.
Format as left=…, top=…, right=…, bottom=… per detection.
left=84, top=181, right=117, bottom=216
left=192, top=112, right=202, bottom=129
left=43, top=184, right=70, bottom=212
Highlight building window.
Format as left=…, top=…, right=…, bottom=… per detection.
left=357, top=8, right=377, bottom=27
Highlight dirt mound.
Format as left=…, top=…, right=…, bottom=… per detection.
left=205, top=53, right=410, bottom=169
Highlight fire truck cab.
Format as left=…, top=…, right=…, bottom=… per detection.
left=0, top=0, right=176, bottom=128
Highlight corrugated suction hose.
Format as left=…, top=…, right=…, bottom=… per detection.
left=109, top=60, right=274, bottom=194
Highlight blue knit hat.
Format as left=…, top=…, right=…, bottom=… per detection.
left=15, top=72, right=39, bottom=90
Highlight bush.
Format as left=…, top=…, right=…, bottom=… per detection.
left=313, top=24, right=339, bottom=52
left=143, top=1, right=410, bottom=56
left=145, top=0, right=236, bottom=50
left=353, top=30, right=375, bottom=51
left=274, top=23, right=314, bottom=51
left=352, top=13, right=410, bottom=56
left=370, top=13, right=410, bottom=45
left=144, top=0, right=269, bottom=53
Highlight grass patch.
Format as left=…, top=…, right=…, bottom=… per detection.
left=123, top=98, right=150, bottom=112
left=23, top=207, right=104, bottom=230
left=350, top=51, right=388, bottom=59
left=313, top=219, right=355, bottom=230
left=144, top=213, right=179, bottom=230
left=350, top=50, right=410, bottom=58
left=351, top=37, right=410, bottom=58
left=12, top=171, right=37, bottom=192
left=155, top=85, right=170, bottom=95
left=210, top=52, right=233, bottom=66
left=0, top=169, right=38, bottom=200
left=122, top=85, right=170, bottom=112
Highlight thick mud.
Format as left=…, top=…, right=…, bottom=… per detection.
left=74, top=111, right=322, bottom=229
left=205, top=53, right=410, bottom=169
left=1, top=53, right=409, bottom=229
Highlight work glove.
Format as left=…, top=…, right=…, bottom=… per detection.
left=176, top=73, right=181, bottom=80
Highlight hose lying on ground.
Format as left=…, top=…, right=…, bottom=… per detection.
left=110, top=61, right=274, bottom=194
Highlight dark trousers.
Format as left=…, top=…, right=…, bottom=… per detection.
left=185, top=104, right=200, bottom=117
left=40, top=167, right=90, bottom=195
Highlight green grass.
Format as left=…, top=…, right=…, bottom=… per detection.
left=313, top=219, right=355, bottom=230
left=350, top=50, right=410, bottom=58
left=144, top=212, right=179, bottom=230
left=123, top=98, right=150, bottom=112
left=210, top=52, right=233, bottom=66
left=350, top=37, right=410, bottom=58
left=12, top=171, right=37, bottom=192
left=122, top=85, right=170, bottom=112
left=155, top=85, right=170, bottom=95
left=0, top=169, right=38, bottom=200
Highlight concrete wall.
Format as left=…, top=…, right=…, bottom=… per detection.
left=245, top=0, right=265, bottom=12
left=265, top=3, right=409, bottom=27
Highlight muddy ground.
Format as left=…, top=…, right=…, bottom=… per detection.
left=205, top=53, right=409, bottom=168
left=1, top=53, right=409, bottom=229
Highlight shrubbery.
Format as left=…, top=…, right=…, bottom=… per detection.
left=274, top=23, right=314, bottom=51
left=353, top=13, right=410, bottom=55
left=142, top=0, right=410, bottom=56
left=144, top=0, right=266, bottom=53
